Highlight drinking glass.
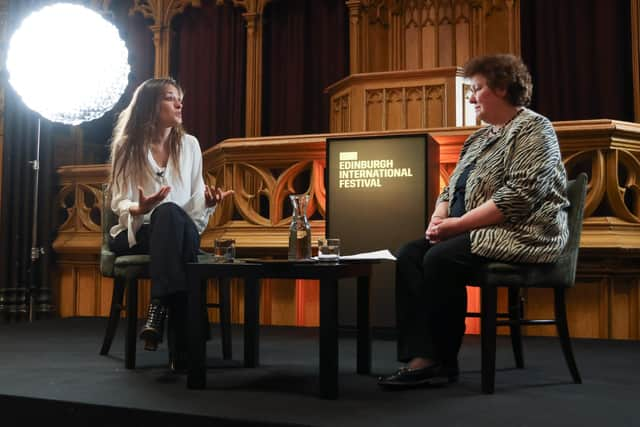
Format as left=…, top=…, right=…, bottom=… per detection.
left=213, top=238, right=235, bottom=262
left=317, top=238, right=340, bottom=262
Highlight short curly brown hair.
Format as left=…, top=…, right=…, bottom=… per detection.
left=463, top=54, right=533, bottom=107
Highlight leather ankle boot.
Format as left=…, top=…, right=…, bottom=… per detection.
left=139, top=302, right=167, bottom=351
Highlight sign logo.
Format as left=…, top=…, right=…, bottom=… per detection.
left=337, top=151, right=413, bottom=189
left=339, top=152, right=358, bottom=161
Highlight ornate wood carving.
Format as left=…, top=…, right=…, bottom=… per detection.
left=352, top=0, right=519, bottom=73
left=130, top=0, right=202, bottom=77
left=325, top=67, right=469, bottom=132
left=563, top=148, right=640, bottom=227
left=632, top=0, right=640, bottom=122
left=51, top=120, right=640, bottom=338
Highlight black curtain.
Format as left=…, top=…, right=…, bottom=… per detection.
left=171, top=0, right=246, bottom=150
left=521, top=0, right=634, bottom=121
left=262, top=0, right=349, bottom=136
left=0, top=0, right=56, bottom=321
left=0, top=0, right=155, bottom=322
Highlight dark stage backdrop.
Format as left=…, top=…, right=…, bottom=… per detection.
left=0, top=0, right=154, bottom=321
left=521, top=0, right=634, bottom=122
left=262, top=0, right=349, bottom=136
left=0, top=0, right=58, bottom=320
left=171, top=0, right=246, bottom=150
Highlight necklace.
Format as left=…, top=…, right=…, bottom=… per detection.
left=488, top=108, right=524, bottom=136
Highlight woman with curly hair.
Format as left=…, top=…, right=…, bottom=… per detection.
left=379, top=54, right=569, bottom=388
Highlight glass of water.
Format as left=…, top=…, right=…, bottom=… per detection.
left=213, top=239, right=236, bottom=262
left=317, top=238, right=340, bottom=263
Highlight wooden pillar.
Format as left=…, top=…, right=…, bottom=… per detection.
left=469, top=0, right=484, bottom=58
left=229, top=0, right=270, bottom=137
left=346, top=0, right=363, bottom=73
left=388, top=0, right=403, bottom=70
left=130, top=0, right=203, bottom=78
left=243, top=11, right=263, bottom=136
left=504, top=0, right=520, bottom=56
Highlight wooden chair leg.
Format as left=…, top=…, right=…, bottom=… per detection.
left=481, top=285, right=497, bottom=394
left=508, top=286, right=524, bottom=369
left=554, top=288, right=582, bottom=384
left=219, top=277, right=232, bottom=360
left=125, top=276, right=138, bottom=370
left=100, top=277, right=126, bottom=355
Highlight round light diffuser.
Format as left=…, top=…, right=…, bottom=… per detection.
left=6, top=3, right=130, bottom=125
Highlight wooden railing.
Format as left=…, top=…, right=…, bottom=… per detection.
left=53, top=121, right=640, bottom=338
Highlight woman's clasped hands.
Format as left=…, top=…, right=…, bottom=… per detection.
left=425, top=216, right=464, bottom=243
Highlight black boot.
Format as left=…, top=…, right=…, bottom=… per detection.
left=139, top=301, right=167, bottom=351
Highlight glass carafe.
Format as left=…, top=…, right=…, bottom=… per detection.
left=288, top=194, right=312, bottom=260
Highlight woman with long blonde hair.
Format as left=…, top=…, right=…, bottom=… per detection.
left=109, top=78, right=232, bottom=369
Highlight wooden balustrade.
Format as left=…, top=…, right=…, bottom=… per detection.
left=53, top=120, right=640, bottom=338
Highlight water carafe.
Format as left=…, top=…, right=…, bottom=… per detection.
left=288, top=194, right=312, bottom=260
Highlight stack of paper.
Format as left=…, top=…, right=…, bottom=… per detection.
left=334, top=249, right=397, bottom=261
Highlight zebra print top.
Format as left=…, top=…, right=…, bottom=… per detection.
left=437, top=108, right=569, bottom=263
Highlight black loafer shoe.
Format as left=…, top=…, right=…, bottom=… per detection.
left=377, top=364, right=458, bottom=389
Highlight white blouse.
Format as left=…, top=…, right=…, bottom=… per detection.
left=109, top=134, right=215, bottom=248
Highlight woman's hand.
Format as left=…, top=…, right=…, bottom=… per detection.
left=129, top=185, right=171, bottom=216
left=205, top=186, right=234, bottom=208
left=426, top=216, right=464, bottom=243
left=425, top=216, right=443, bottom=243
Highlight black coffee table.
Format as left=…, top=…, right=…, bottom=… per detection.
left=186, top=258, right=376, bottom=399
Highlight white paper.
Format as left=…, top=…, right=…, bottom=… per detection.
left=338, top=249, right=397, bottom=261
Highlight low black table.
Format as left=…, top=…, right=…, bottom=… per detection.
left=186, top=258, right=376, bottom=399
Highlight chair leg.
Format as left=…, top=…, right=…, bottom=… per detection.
left=554, top=288, right=582, bottom=384
left=508, top=287, right=524, bottom=369
left=125, top=276, right=139, bottom=369
left=219, top=277, right=232, bottom=360
left=100, top=277, right=126, bottom=355
left=481, top=285, right=498, bottom=394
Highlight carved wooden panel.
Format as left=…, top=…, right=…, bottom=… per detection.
left=326, top=68, right=469, bottom=132
left=330, top=93, right=351, bottom=133
left=353, top=0, right=518, bottom=73
left=51, top=122, right=640, bottom=339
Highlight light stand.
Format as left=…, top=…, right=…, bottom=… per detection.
left=6, top=2, right=130, bottom=321
left=28, top=117, right=43, bottom=322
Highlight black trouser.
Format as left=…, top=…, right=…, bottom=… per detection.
left=109, top=203, right=202, bottom=353
left=395, top=233, right=487, bottom=368
left=109, top=202, right=200, bottom=300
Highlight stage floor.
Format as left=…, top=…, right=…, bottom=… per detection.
left=0, top=318, right=638, bottom=426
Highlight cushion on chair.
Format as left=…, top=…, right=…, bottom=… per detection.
left=112, top=253, right=212, bottom=268
left=114, top=254, right=152, bottom=267
left=481, top=252, right=574, bottom=289
left=104, top=246, right=211, bottom=279
left=113, top=255, right=151, bottom=281
left=480, top=173, right=587, bottom=290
